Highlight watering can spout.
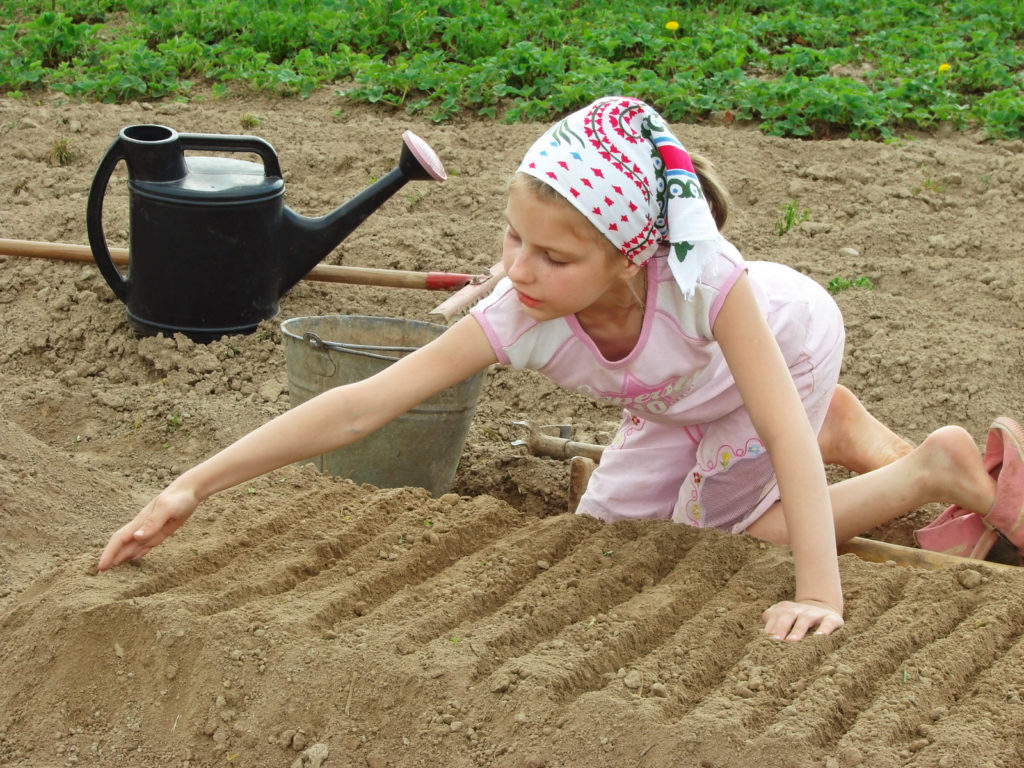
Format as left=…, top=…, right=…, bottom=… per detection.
left=278, top=131, right=447, bottom=292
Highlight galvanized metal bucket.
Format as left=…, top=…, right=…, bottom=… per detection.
left=280, top=315, right=486, bottom=496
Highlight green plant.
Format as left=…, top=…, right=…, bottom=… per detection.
left=239, top=112, right=261, bottom=129
left=911, top=169, right=949, bottom=196
left=827, top=275, right=874, bottom=294
left=46, top=135, right=75, bottom=165
left=1, top=0, right=1021, bottom=139
left=775, top=200, right=809, bottom=235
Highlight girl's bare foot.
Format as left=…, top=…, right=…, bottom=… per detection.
left=914, top=425, right=996, bottom=515
left=818, top=384, right=914, bottom=474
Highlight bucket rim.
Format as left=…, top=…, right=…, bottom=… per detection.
left=280, top=314, right=449, bottom=338
left=281, top=314, right=450, bottom=362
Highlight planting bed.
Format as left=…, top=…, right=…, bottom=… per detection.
left=2, top=90, right=1024, bottom=767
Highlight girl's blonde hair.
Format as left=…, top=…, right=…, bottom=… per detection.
left=511, top=150, right=731, bottom=240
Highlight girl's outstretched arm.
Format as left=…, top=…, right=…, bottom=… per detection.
left=97, top=315, right=498, bottom=572
left=713, top=272, right=845, bottom=641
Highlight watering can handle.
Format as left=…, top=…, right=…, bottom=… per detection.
left=86, top=138, right=130, bottom=302
left=177, top=133, right=283, bottom=178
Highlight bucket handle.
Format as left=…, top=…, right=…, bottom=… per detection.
left=302, top=332, right=416, bottom=364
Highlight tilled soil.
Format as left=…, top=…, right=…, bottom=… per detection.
left=1, top=89, right=1024, bottom=767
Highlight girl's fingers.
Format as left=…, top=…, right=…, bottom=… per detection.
left=97, top=522, right=143, bottom=571
left=97, top=496, right=191, bottom=571
left=813, top=613, right=846, bottom=637
left=784, top=612, right=821, bottom=642
left=762, top=600, right=844, bottom=641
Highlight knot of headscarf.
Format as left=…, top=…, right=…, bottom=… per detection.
left=518, top=96, right=721, bottom=298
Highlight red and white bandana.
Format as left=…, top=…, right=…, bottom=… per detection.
left=518, top=97, right=721, bottom=297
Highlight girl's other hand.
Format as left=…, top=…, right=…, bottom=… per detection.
left=97, top=486, right=199, bottom=572
left=761, top=599, right=845, bottom=641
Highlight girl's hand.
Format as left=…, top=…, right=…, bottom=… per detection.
left=762, top=599, right=844, bottom=641
left=97, top=486, right=199, bottom=572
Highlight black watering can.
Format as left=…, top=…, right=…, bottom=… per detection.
left=86, top=124, right=446, bottom=341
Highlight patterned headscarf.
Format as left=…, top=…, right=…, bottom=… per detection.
left=518, top=97, right=721, bottom=297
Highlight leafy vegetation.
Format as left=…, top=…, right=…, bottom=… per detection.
left=2, top=0, right=1022, bottom=138
left=775, top=200, right=809, bottom=235
left=827, top=275, right=874, bottom=294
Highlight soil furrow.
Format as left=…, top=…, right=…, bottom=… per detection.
left=907, top=628, right=1024, bottom=767
left=304, top=495, right=529, bottom=630
left=357, top=514, right=601, bottom=652
left=111, top=481, right=377, bottom=601
left=829, top=573, right=1024, bottom=763
left=458, top=521, right=722, bottom=681
left=476, top=531, right=761, bottom=702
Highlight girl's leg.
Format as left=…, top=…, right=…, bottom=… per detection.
left=817, top=384, right=914, bottom=474
left=746, top=425, right=996, bottom=545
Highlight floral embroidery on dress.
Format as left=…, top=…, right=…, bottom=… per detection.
left=681, top=437, right=767, bottom=526
left=611, top=413, right=647, bottom=448
left=696, top=437, right=766, bottom=473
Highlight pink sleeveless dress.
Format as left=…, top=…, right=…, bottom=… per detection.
left=470, top=241, right=845, bottom=533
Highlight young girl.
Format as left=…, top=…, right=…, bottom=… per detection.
left=99, top=97, right=1024, bottom=643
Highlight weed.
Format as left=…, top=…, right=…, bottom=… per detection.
left=239, top=113, right=261, bottom=129
left=47, top=136, right=75, bottom=166
left=404, top=189, right=426, bottom=209
left=911, top=171, right=949, bottom=196
left=827, top=276, right=874, bottom=294
left=775, top=200, right=809, bottom=236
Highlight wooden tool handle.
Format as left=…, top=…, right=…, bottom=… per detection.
left=0, top=238, right=478, bottom=291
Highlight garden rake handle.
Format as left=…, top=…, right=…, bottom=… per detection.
left=0, top=238, right=483, bottom=291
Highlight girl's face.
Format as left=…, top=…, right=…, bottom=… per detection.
left=502, top=184, right=639, bottom=321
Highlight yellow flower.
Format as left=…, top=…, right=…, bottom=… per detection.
left=665, top=20, right=680, bottom=31
left=938, top=63, right=952, bottom=73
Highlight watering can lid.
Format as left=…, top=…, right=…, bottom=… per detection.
left=133, top=155, right=284, bottom=204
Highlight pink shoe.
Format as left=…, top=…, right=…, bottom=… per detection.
left=981, top=417, right=1024, bottom=550
left=915, top=506, right=999, bottom=560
